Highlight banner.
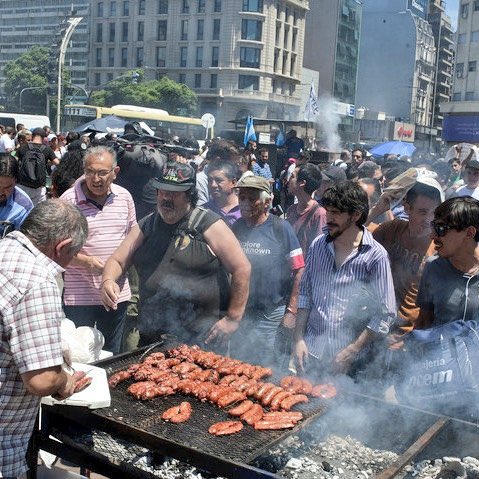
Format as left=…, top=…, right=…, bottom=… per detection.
left=243, top=115, right=257, bottom=146
left=304, top=81, right=319, bottom=122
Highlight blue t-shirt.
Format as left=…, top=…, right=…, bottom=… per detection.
left=0, top=186, right=33, bottom=235
left=232, top=215, right=304, bottom=312
left=252, top=162, right=273, bottom=180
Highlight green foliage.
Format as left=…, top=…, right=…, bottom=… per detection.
left=88, top=73, right=198, bottom=116
left=4, top=46, right=70, bottom=115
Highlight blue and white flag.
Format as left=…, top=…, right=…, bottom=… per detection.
left=243, top=115, right=256, bottom=146
left=303, top=80, right=319, bottom=122
left=276, top=129, right=285, bottom=146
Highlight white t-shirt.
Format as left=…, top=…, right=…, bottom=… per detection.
left=0, top=134, right=15, bottom=152
left=454, top=184, right=479, bottom=201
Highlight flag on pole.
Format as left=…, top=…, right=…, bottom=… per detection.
left=276, top=129, right=285, bottom=146
left=303, top=80, right=319, bottom=122
left=243, top=115, right=257, bottom=146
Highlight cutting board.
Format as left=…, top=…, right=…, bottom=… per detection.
left=42, top=362, right=111, bottom=409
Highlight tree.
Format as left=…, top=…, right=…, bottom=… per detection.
left=88, top=73, right=198, bottom=116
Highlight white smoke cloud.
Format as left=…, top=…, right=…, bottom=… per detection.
left=315, top=95, right=342, bottom=153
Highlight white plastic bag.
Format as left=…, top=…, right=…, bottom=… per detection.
left=61, top=318, right=105, bottom=363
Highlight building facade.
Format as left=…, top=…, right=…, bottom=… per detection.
left=0, top=1, right=90, bottom=94
left=88, top=0, right=309, bottom=133
left=440, top=0, right=479, bottom=144
left=303, top=0, right=362, bottom=141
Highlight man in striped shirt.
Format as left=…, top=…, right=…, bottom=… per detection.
left=295, top=181, right=396, bottom=377
left=61, top=146, right=136, bottom=354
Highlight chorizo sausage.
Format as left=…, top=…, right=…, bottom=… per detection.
left=311, top=383, right=337, bottom=399
left=217, top=391, right=246, bottom=408
left=228, top=400, right=254, bottom=417
left=208, top=421, right=243, bottom=435
left=280, top=394, right=309, bottom=410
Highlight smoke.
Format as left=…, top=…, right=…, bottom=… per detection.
left=315, top=95, right=342, bottom=152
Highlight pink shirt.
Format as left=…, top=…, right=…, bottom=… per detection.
left=61, top=177, right=137, bottom=305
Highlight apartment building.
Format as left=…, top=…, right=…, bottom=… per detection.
left=440, top=0, right=479, bottom=144
left=0, top=1, right=89, bottom=92
left=88, top=0, right=309, bottom=132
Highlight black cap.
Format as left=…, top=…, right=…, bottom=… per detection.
left=151, top=162, right=196, bottom=192
left=31, top=127, right=46, bottom=138
left=324, top=166, right=347, bottom=182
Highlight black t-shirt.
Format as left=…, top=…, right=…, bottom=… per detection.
left=17, top=142, right=57, bottom=164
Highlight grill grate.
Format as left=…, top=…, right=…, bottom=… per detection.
left=93, top=345, right=328, bottom=464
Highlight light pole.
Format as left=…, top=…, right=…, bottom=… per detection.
left=56, top=16, right=83, bottom=132
left=87, top=72, right=140, bottom=103
left=19, top=86, right=46, bottom=112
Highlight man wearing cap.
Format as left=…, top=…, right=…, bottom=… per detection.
left=372, top=179, right=444, bottom=340
left=16, top=127, right=57, bottom=205
left=232, top=175, right=305, bottom=368
left=101, top=161, right=251, bottom=349
left=453, top=159, right=479, bottom=201
left=61, top=146, right=137, bottom=354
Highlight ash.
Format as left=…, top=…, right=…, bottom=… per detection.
left=255, top=433, right=400, bottom=479
left=86, top=430, right=226, bottom=479
left=401, top=456, right=479, bottom=479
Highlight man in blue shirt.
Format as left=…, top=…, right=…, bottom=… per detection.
left=252, top=148, right=274, bottom=186
left=0, top=154, right=33, bottom=237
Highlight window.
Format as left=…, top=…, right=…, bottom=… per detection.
left=156, top=46, right=166, bottom=67
left=240, top=47, right=261, bottom=68
left=97, top=2, right=104, bottom=16
left=138, top=21, right=144, bottom=41
left=121, top=47, right=128, bottom=67
left=95, top=48, right=102, bottom=67
left=290, top=54, right=296, bottom=76
left=469, top=61, right=477, bottom=72
left=284, top=26, right=289, bottom=48
left=182, top=0, right=190, bottom=13
left=238, top=74, right=259, bottom=90
left=285, top=6, right=289, bottom=22
left=123, top=1, right=129, bottom=15
left=242, top=0, right=263, bottom=12
left=214, top=0, right=221, bottom=12
left=198, top=0, right=206, bottom=13
left=181, top=20, right=188, bottom=40
left=96, top=23, right=103, bottom=42
left=107, top=72, right=114, bottom=81
left=461, top=3, right=469, bottom=18
left=197, top=19, right=204, bottom=40
left=472, top=30, right=479, bottom=42
left=109, top=23, right=115, bottom=42
left=196, top=47, right=203, bottom=67
left=457, top=33, right=467, bottom=44
left=241, top=19, right=262, bottom=41
left=180, top=46, right=188, bottom=67
left=293, top=9, right=298, bottom=25
left=95, top=73, right=101, bottom=86
left=122, top=22, right=128, bottom=41
left=466, top=91, right=475, bottom=100
left=195, top=73, right=202, bottom=88
left=136, top=47, right=144, bottom=67
left=108, top=48, right=115, bottom=67
left=158, top=0, right=168, bottom=13
left=157, top=20, right=167, bottom=41
left=139, top=0, right=145, bottom=15
left=475, top=0, right=479, bottom=10
left=292, top=29, right=297, bottom=50
left=210, top=74, right=217, bottom=88
left=282, top=51, right=288, bottom=74
left=213, top=19, right=221, bottom=40
left=211, top=46, right=219, bottom=67
left=456, top=62, right=464, bottom=77
left=110, top=1, right=117, bottom=15
left=453, top=92, right=462, bottom=101
left=179, top=73, right=186, bottom=84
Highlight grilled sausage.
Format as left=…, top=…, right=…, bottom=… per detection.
left=270, top=391, right=292, bottom=410
left=217, top=390, right=246, bottom=408
left=280, top=376, right=304, bottom=393
left=254, top=420, right=296, bottom=430
left=262, top=411, right=303, bottom=423
left=311, top=383, right=337, bottom=399
left=252, top=367, right=273, bottom=381
left=261, top=386, right=284, bottom=407
left=74, top=375, right=92, bottom=393
left=299, top=378, right=313, bottom=395
left=170, top=402, right=192, bottom=423
left=208, top=421, right=243, bottom=435
left=280, top=394, right=309, bottom=410
left=228, top=400, right=254, bottom=417
left=254, top=382, right=275, bottom=400
left=240, top=403, right=264, bottom=426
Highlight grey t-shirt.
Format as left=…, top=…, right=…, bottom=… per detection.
left=416, top=256, right=479, bottom=326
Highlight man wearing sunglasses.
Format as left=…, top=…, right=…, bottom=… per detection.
left=416, top=197, right=479, bottom=329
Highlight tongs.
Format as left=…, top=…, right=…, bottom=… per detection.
left=138, top=333, right=177, bottom=362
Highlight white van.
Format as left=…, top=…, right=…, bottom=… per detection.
left=0, top=112, right=51, bottom=131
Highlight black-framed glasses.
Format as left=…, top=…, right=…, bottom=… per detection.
left=430, top=221, right=455, bottom=237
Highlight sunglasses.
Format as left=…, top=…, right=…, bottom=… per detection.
left=430, top=221, right=455, bottom=237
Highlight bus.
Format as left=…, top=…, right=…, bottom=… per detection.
left=63, top=104, right=213, bottom=139
left=0, top=112, right=51, bottom=131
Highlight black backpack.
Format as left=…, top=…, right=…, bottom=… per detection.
left=18, top=143, right=47, bottom=188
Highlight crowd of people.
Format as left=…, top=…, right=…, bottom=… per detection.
left=1, top=122, right=479, bottom=478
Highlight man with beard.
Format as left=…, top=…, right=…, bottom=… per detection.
left=101, top=161, right=250, bottom=348
left=204, top=160, right=241, bottom=226
left=294, top=181, right=396, bottom=377
left=416, top=197, right=479, bottom=328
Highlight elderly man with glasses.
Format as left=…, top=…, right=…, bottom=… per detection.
left=60, top=145, right=137, bottom=353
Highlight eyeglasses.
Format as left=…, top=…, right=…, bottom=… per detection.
left=84, top=167, right=114, bottom=178
left=430, top=221, right=455, bottom=237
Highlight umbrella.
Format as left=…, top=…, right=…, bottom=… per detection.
left=73, top=115, right=128, bottom=134
left=369, top=140, right=416, bottom=157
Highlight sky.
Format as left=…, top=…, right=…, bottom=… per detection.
left=445, top=0, right=459, bottom=30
